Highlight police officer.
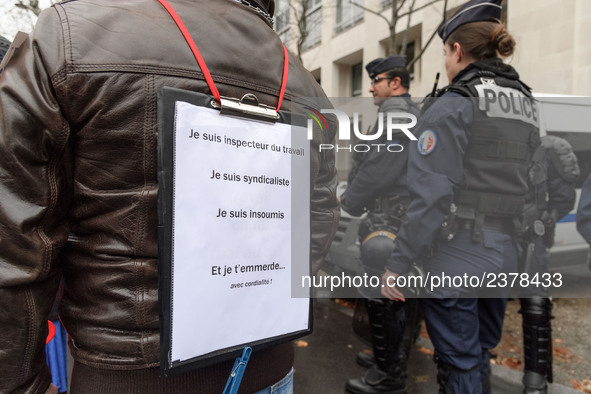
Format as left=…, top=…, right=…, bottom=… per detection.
left=340, top=55, right=420, bottom=394
left=577, top=173, right=591, bottom=248
left=381, top=1, right=541, bottom=393
left=519, top=136, right=579, bottom=394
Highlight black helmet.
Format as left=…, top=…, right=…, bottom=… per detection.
left=356, top=229, right=396, bottom=298
left=360, top=230, right=397, bottom=275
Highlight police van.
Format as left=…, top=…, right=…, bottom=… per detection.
left=323, top=95, right=591, bottom=278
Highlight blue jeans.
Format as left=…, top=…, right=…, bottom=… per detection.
left=252, top=368, right=294, bottom=394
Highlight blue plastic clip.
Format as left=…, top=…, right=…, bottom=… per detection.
left=222, top=347, right=252, bottom=394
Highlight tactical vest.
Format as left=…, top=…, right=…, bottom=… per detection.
left=445, top=70, right=541, bottom=230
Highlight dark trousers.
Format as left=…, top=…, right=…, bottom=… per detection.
left=419, top=227, right=517, bottom=393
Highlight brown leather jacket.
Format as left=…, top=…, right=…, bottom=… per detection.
left=0, top=1, right=339, bottom=392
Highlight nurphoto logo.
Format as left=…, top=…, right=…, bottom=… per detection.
left=305, top=108, right=417, bottom=153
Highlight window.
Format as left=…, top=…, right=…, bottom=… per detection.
left=336, top=0, right=364, bottom=32
left=398, top=41, right=415, bottom=80
left=274, top=0, right=290, bottom=45
left=310, top=68, right=321, bottom=85
left=302, top=0, right=322, bottom=50
left=380, top=0, right=392, bottom=9
left=351, top=63, right=362, bottom=96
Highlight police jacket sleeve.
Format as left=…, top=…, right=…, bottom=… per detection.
left=340, top=98, right=414, bottom=215
left=576, top=174, right=591, bottom=245
left=0, top=9, right=69, bottom=394
left=386, top=94, right=472, bottom=273
left=546, top=161, right=576, bottom=220
left=341, top=140, right=409, bottom=215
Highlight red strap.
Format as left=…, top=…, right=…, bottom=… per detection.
left=156, top=0, right=289, bottom=112
left=277, top=45, right=289, bottom=112
left=156, top=0, right=221, bottom=102
left=46, top=321, right=56, bottom=344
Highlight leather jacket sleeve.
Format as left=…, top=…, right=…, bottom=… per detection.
left=310, top=126, right=339, bottom=274
left=0, top=10, right=72, bottom=394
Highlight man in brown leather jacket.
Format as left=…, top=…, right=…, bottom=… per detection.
left=0, top=1, right=339, bottom=393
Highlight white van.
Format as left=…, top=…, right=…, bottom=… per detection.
left=535, top=94, right=591, bottom=269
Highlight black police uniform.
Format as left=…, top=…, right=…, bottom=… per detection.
left=519, top=136, right=578, bottom=393
left=341, top=56, right=421, bottom=394
left=388, top=60, right=540, bottom=394
left=385, top=1, right=542, bottom=392
left=341, top=92, right=419, bottom=217
left=385, top=7, right=544, bottom=392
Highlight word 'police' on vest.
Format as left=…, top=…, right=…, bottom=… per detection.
left=475, top=83, right=539, bottom=127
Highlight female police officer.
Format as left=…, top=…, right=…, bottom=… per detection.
left=381, top=0, right=541, bottom=393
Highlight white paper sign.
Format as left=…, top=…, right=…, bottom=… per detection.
left=170, top=101, right=310, bottom=363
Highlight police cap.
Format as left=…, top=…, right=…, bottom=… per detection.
left=438, top=0, right=503, bottom=43
left=365, top=55, right=407, bottom=79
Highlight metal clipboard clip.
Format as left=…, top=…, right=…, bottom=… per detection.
left=222, top=346, right=252, bottom=394
left=156, top=0, right=288, bottom=122
left=213, top=94, right=280, bottom=123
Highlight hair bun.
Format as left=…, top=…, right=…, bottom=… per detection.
left=492, top=25, right=515, bottom=57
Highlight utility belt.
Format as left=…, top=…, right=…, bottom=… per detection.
left=438, top=203, right=516, bottom=244
left=358, top=195, right=410, bottom=243
left=373, top=195, right=411, bottom=233
left=373, top=195, right=411, bottom=215
left=458, top=217, right=514, bottom=234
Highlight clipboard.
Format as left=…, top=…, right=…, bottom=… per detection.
left=157, top=86, right=312, bottom=376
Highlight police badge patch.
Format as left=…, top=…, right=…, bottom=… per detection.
left=417, top=130, right=437, bottom=155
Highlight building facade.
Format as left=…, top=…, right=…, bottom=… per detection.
left=275, top=0, right=591, bottom=179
